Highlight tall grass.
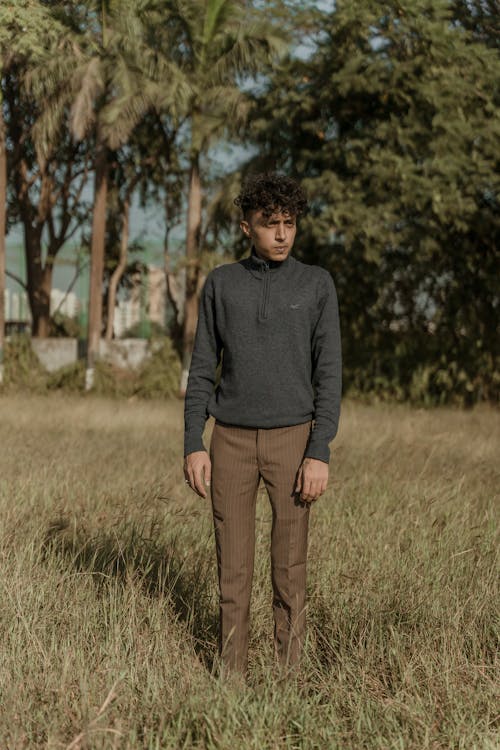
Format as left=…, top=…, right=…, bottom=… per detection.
left=0, top=394, right=498, bottom=749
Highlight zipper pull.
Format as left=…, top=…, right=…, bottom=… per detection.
left=262, top=262, right=269, bottom=272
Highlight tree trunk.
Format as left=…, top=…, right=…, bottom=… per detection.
left=0, top=99, right=6, bottom=385
left=105, top=195, right=129, bottom=341
left=180, top=154, right=201, bottom=396
left=24, top=223, right=52, bottom=337
left=163, top=194, right=183, bottom=357
left=35, top=266, right=53, bottom=337
left=86, top=141, right=108, bottom=390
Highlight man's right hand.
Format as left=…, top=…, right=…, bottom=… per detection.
left=183, top=451, right=212, bottom=498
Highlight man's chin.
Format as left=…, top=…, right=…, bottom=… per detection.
left=270, top=249, right=290, bottom=261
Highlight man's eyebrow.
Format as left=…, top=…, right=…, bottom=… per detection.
left=264, top=215, right=296, bottom=223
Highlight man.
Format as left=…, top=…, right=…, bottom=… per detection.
left=183, top=172, right=341, bottom=677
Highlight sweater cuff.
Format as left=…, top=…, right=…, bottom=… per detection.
left=183, top=433, right=207, bottom=457
left=303, top=436, right=330, bottom=464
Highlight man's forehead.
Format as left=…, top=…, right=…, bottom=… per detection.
left=256, top=208, right=295, bottom=221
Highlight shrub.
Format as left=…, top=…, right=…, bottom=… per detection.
left=133, top=337, right=181, bottom=399
left=3, top=335, right=47, bottom=392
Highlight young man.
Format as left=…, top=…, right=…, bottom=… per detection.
left=183, top=172, right=342, bottom=677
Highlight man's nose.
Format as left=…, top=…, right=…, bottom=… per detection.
left=275, top=222, right=286, bottom=240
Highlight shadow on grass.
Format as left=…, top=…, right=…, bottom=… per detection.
left=42, top=516, right=219, bottom=672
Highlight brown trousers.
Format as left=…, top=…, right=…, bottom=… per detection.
left=209, top=418, right=313, bottom=674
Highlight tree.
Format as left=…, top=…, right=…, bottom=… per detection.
left=33, top=0, right=189, bottom=387
left=1, top=2, right=92, bottom=339
left=245, top=0, right=500, bottom=404
left=0, top=0, right=84, bottom=367
left=4, top=73, right=92, bottom=337
left=103, top=130, right=157, bottom=341
left=150, top=0, right=287, bottom=394
left=452, top=0, right=500, bottom=47
left=105, top=106, right=186, bottom=348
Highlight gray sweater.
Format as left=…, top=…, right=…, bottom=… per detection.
left=183, top=247, right=342, bottom=463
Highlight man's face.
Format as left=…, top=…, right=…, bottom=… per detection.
left=240, top=209, right=297, bottom=263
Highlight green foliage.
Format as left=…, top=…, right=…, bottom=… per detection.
left=345, top=354, right=499, bottom=408
left=246, top=0, right=500, bottom=405
left=3, top=335, right=47, bottom=392
left=49, top=312, right=85, bottom=339
left=152, top=0, right=288, bottom=154
left=45, top=358, right=138, bottom=398
left=45, top=360, right=86, bottom=393
left=2, top=1, right=498, bottom=405
left=4, top=335, right=180, bottom=399
left=134, top=337, right=181, bottom=399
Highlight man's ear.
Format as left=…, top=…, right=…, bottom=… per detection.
left=240, top=219, right=251, bottom=238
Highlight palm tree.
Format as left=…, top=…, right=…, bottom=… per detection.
left=33, top=0, right=189, bottom=388
left=0, top=0, right=67, bottom=381
left=154, top=0, right=287, bottom=394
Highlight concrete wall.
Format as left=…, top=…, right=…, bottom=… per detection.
left=98, top=339, right=151, bottom=370
left=31, top=338, right=153, bottom=372
left=31, top=338, right=79, bottom=373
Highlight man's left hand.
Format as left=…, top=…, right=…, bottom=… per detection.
left=295, top=457, right=329, bottom=503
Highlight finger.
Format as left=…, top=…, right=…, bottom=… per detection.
left=204, top=461, right=211, bottom=488
left=187, top=468, right=196, bottom=491
left=312, top=479, right=323, bottom=497
left=307, top=486, right=320, bottom=503
left=193, top=468, right=207, bottom=498
left=305, top=478, right=322, bottom=503
left=189, top=472, right=204, bottom=498
left=295, top=466, right=303, bottom=493
left=300, top=478, right=313, bottom=502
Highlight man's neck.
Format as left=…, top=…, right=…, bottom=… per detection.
left=251, top=246, right=290, bottom=268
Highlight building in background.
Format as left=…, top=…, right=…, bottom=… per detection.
left=5, top=263, right=171, bottom=339
left=50, top=289, right=80, bottom=319
left=148, top=266, right=167, bottom=328
left=5, top=289, right=30, bottom=326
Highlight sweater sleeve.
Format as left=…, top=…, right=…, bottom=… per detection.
left=304, top=272, right=342, bottom=464
left=183, top=273, right=222, bottom=456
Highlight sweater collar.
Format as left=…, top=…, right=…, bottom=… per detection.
left=247, top=245, right=294, bottom=275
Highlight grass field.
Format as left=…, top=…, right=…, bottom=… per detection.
left=0, top=394, right=498, bottom=749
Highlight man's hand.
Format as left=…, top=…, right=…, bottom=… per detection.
left=184, top=450, right=211, bottom=498
left=295, top=457, right=329, bottom=503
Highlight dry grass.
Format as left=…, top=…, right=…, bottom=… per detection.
left=0, top=393, right=498, bottom=749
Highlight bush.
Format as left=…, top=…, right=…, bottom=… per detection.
left=46, top=361, right=86, bottom=392
left=134, top=337, right=181, bottom=399
left=49, top=313, right=85, bottom=339
left=3, top=335, right=47, bottom=392
left=2, top=335, right=181, bottom=400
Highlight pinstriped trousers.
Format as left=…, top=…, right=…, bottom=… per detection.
left=209, top=418, right=313, bottom=674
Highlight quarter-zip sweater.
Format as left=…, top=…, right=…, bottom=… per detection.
left=184, top=247, right=342, bottom=463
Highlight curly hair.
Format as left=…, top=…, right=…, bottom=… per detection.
left=234, top=172, right=308, bottom=218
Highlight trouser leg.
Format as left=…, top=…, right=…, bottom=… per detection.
left=209, top=421, right=260, bottom=674
left=258, top=420, right=313, bottom=669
